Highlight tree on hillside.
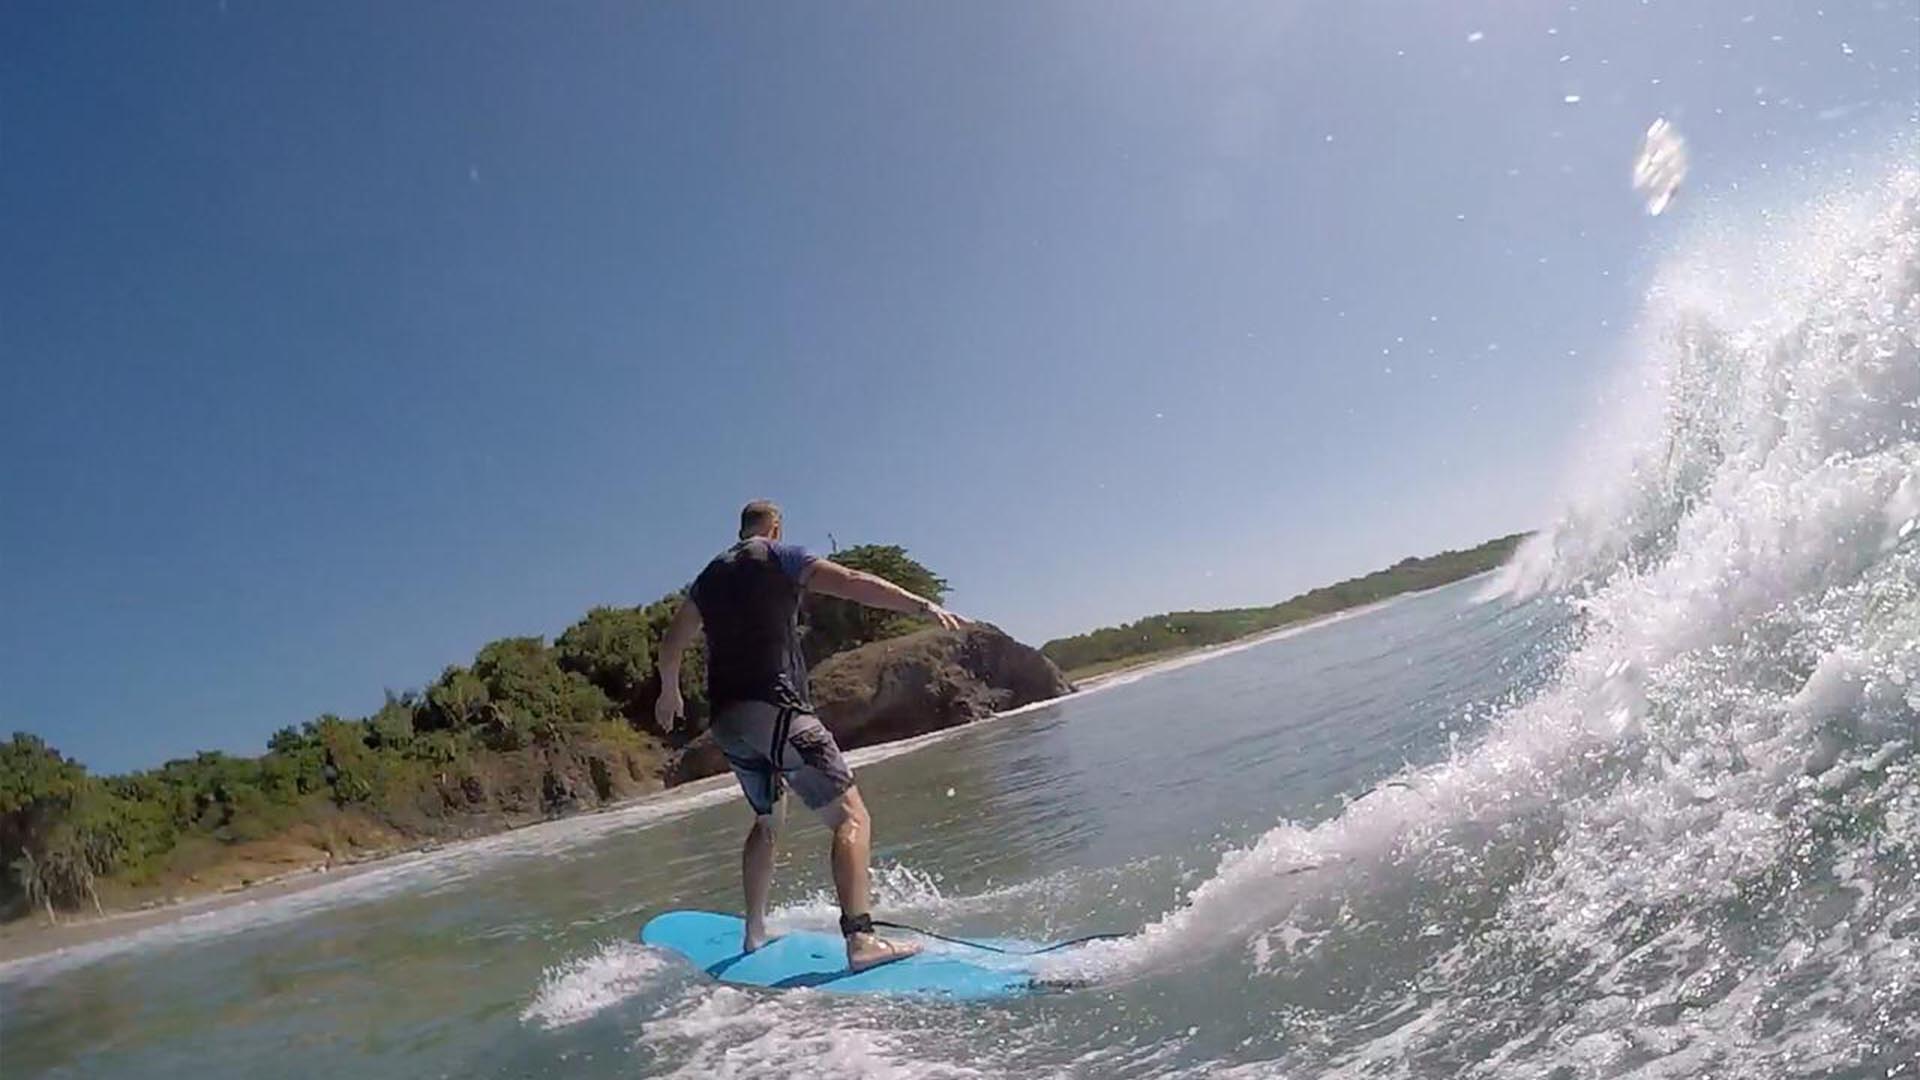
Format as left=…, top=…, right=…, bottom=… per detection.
left=309, top=715, right=379, bottom=803
left=556, top=607, right=654, bottom=709
left=1, top=735, right=90, bottom=910
left=0, top=734, right=86, bottom=821
left=470, top=637, right=616, bottom=750
left=644, top=593, right=709, bottom=719
left=0, top=734, right=126, bottom=917
left=801, top=545, right=949, bottom=666
left=422, top=665, right=492, bottom=732
left=367, top=693, right=418, bottom=752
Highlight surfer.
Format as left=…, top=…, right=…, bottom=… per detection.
left=654, top=500, right=970, bottom=972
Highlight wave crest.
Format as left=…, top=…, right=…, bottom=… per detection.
left=1058, top=159, right=1920, bottom=1075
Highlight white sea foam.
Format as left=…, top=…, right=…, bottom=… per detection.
left=520, top=940, right=675, bottom=1029
left=765, top=862, right=956, bottom=933
left=1051, top=154, right=1920, bottom=1073
left=639, top=985, right=990, bottom=1080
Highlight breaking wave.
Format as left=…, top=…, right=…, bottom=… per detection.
left=1050, top=158, right=1920, bottom=1076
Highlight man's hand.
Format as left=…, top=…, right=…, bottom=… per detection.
left=655, top=682, right=684, bottom=734
left=921, top=601, right=971, bottom=632
left=654, top=596, right=701, bottom=735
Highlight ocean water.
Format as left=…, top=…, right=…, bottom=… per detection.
left=4, top=161, right=1918, bottom=1078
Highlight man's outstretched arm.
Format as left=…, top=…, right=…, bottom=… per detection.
left=803, top=560, right=971, bottom=630
left=654, top=596, right=702, bottom=731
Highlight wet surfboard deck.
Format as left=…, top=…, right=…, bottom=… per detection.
left=639, top=910, right=1048, bottom=1000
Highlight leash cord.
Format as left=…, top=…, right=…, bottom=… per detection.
left=869, top=860, right=1338, bottom=955
left=869, top=919, right=1128, bottom=956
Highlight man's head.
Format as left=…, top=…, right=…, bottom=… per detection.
left=738, top=499, right=783, bottom=541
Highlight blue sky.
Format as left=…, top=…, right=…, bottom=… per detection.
left=3, top=1, right=1913, bottom=773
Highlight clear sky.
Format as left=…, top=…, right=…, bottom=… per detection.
left=3, top=1, right=1913, bottom=773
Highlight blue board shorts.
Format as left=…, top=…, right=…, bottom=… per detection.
left=709, top=700, right=855, bottom=815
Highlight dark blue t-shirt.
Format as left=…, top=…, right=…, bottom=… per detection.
left=689, top=538, right=818, bottom=710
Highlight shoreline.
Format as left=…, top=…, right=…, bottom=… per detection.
left=0, top=574, right=1489, bottom=973
left=1063, top=580, right=1454, bottom=693
left=0, top=847, right=422, bottom=967
left=0, top=774, right=732, bottom=974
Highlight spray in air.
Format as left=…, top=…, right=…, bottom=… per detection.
left=1632, top=118, right=1689, bottom=216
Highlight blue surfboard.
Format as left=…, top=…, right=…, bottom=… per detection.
left=639, top=910, right=1050, bottom=1000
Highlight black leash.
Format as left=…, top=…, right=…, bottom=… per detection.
left=852, top=805, right=1396, bottom=959
left=863, top=858, right=1343, bottom=956
left=869, top=919, right=1129, bottom=956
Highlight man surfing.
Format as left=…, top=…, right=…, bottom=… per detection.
left=654, top=500, right=970, bottom=972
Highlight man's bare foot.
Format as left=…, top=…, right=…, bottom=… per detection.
left=743, top=922, right=773, bottom=953
left=846, top=931, right=921, bottom=972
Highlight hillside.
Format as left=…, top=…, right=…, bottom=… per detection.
left=1041, top=533, right=1528, bottom=678
left=0, top=545, right=941, bottom=921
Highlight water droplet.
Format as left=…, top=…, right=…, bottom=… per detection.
left=1632, top=118, right=1689, bottom=216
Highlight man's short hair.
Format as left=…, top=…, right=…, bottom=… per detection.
left=739, top=500, right=781, bottom=539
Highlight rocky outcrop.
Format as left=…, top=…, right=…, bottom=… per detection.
left=812, top=624, right=1074, bottom=747
left=665, top=625, right=1073, bottom=787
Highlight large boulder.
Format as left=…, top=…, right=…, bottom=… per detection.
left=811, top=624, right=1073, bottom=748
left=664, top=625, right=1072, bottom=787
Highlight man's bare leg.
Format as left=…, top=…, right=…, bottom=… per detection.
left=741, top=813, right=777, bottom=952
left=815, top=787, right=921, bottom=971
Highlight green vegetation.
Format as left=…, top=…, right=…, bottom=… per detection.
left=0, top=594, right=674, bottom=920
left=2, top=543, right=948, bottom=920
left=801, top=545, right=949, bottom=666
left=1041, top=533, right=1528, bottom=677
